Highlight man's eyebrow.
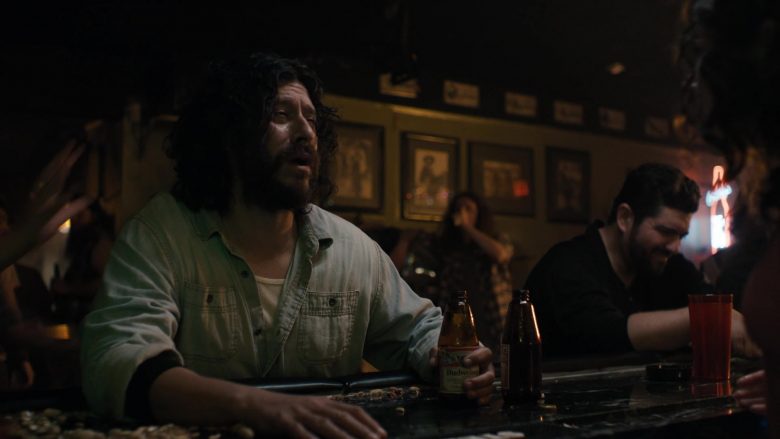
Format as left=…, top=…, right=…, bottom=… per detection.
left=656, top=224, right=688, bottom=238
left=273, top=96, right=315, bottom=112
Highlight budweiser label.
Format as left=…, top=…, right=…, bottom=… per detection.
left=439, top=346, right=479, bottom=394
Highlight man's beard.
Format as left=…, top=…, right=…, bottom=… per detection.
left=236, top=142, right=319, bottom=212
left=628, top=228, right=672, bottom=277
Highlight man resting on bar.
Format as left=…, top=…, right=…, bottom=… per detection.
left=80, top=52, right=494, bottom=439
left=524, top=163, right=761, bottom=358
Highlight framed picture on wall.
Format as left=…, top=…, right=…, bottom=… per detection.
left=546, top=147, right=591, bottom=223
left=469, top=142, right=534, bottom=216
left=402, top=132, right=459, bottom=221
left=326, top=122, right=384, bottom=212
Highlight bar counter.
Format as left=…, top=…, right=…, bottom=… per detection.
left=0, top=357, right=767, bottom=438
left=363, top=358, right=765, bottom=438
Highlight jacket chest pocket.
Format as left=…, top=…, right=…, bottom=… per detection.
left=297, top=290, right=359, bottom=364
left=177, top=283, right=239, bottom=363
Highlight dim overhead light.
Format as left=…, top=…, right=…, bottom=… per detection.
left=607, top=62, right=626, bottom=75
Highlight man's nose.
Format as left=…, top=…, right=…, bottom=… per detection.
left=666, top=237, right=682, bottom=254
left=292, top=115, right=317, bottom=148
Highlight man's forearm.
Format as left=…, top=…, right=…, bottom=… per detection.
left=627, top=307, right=690, bottom=351
left=148, top=366, right=388, bottom=438
left=148, top=367, right=253, bottom=426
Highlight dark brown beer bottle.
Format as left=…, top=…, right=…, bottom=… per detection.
left=438, top=290, right=480, bottom=405
left=501, top=289, right=542, bottom=405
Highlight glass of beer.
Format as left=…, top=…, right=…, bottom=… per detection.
left=688, top=294, right=733, bottom=382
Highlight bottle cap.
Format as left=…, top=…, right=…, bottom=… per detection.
left=513, top=289, right=530, bottom=301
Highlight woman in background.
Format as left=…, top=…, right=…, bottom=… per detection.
left=434, top=192, right=513, bottom=355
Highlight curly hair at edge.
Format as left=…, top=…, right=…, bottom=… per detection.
left=165, top=52, right=338, bottom=215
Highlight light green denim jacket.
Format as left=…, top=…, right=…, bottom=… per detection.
left=81, top=193, right=442, bottom=418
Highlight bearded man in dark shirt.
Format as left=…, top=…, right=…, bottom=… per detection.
left=525, top=163, right=761, bottom=358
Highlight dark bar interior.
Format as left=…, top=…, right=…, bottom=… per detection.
left=1, top=2, right=778, bottom=438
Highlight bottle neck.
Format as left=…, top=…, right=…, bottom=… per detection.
left=512, top=289, right=531, bottom=303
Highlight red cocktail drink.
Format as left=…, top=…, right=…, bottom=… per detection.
left=688, top=294, right=732, bottom=382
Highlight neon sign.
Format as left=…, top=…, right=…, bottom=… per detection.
left=705, top=166, right=732, bottom=254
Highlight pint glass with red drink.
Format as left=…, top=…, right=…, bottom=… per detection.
left=688, top=294, right=732, bottom=382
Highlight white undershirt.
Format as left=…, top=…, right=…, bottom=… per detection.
left=255, top=275, right=284, bottom=330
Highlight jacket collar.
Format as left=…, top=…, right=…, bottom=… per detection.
left=190, top=204, right=334, bottom=252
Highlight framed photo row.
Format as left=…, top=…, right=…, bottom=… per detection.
left=469, top=142, right=534, bottom=217
left=325, top=123, right=592, bottom=224
left=326, top=122, right=384, bottom=212
left=401, top=132, right=459, bottom=221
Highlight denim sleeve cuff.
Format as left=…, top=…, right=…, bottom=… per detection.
left=124, top=350, right=183, bottom=421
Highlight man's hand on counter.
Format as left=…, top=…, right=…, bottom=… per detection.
left=428, top=345, right=496, bottom=405
left=734, top=369, right=768, bottom=415
left=243, top=391, right=388, bottom=439
left=149, top=367, right=387, bottom=439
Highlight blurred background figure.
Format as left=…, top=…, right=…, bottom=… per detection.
left=1, top=194, right=82, bottom=391
left=0, top=197, right=34, bottom=390
left=0, top=141, right=91, bottom=273
left=0, top=140, right=92, bottom=390
left=432, top=192, right=513, bottom=355
left=363, top=193, right=514, bottom=355
left=681, top=0, right=780, bottom=434
left=49, top=201, right=114, bottom=324
left=700, top=207, right=772, bottom=309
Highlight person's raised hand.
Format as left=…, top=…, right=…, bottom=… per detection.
left=24, top=140, right=92, bottom=245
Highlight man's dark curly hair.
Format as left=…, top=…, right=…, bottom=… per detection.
left=166, top=52, right=338, bottom=214
left=607, top=163, right=701, bottom=225
left=680, top=0, right=780, bottom=219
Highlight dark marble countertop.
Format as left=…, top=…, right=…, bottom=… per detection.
left=0, top=357, right=767, bottom=438
left=361, top=358, right=766, bottom=438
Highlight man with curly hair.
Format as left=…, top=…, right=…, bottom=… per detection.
left=81, top=53, right=495, bottom=438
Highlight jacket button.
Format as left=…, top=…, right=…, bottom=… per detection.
left=253, top=328, right=262, bottom=336
left=328, top=298, right=337, bottom=307
left=241, top=270, right=249, bottom=278
left=206, top=294, right=214, bottom=304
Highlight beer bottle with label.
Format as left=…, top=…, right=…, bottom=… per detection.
left=438, top=290, right=480, bottom=405
left=500, top=289, right=542, bottom=405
